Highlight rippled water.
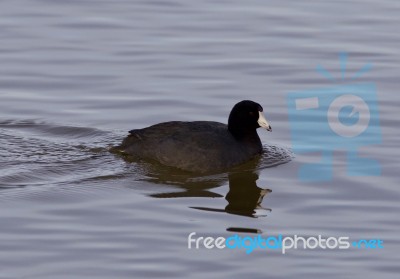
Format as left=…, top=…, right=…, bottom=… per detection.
left=1, top=0, right=400, bottom=278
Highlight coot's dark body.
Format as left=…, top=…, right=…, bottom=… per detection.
left=112, top=100, right=271, bottom=173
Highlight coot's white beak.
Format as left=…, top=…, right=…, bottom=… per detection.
left=257, top=111, right=272, bottom=132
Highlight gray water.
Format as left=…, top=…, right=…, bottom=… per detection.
left=1, top=0, right=400, bottom=278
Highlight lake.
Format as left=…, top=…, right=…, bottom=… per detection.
left=1, top=0, right=399, bottom=278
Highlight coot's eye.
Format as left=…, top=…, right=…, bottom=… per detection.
left=249, top=111, right=254, bottom=116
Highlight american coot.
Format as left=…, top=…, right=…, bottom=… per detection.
left=112, top=100, right=271, bottom=173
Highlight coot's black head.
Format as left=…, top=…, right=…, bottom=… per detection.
left=228, top=100, right=271, bottom=139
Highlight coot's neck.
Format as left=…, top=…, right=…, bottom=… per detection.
left=228, top=125, right=261, bottom=143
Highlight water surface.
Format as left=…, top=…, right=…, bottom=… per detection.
left=1, top=0, right=400, bottom=278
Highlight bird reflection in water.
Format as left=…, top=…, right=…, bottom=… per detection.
left=138, top=155, right=272, bottom=218
left=225, top=171, right=271, bottom=217
left=191, top=171, right=272, bottom=218
left=120, top=143, right=293, bottom=218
